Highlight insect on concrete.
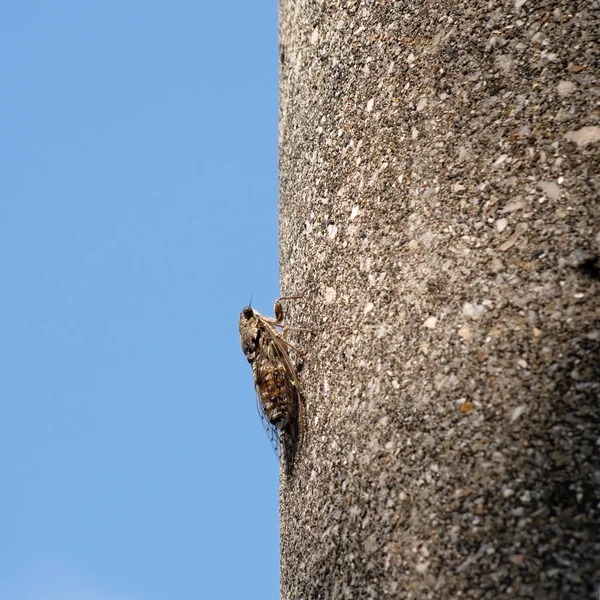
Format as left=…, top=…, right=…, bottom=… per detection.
left=239, top=294, right=312, bottom=471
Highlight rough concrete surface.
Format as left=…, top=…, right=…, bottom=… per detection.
left=278, top=1, right=599, bottom=598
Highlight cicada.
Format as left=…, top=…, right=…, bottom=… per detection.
left=239, top=294, right=311, bottom=467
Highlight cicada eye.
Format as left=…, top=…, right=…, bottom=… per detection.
left=242, top=307, right=254, bottom=319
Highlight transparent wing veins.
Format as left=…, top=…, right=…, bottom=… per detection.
left=255, top=391, right=281, bottom=459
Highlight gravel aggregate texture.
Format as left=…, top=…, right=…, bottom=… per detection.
left=278, top=1, right=600, bottom=598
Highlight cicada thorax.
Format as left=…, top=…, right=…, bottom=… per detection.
left=253, top=338, right=297, bottom=431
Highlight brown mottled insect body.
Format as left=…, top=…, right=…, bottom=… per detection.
left=253, top=350, right=295, bottom=431
left=239, top=296, right=311, bottom=466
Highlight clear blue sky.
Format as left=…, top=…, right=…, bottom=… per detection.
left=0, top=2, right=281, bottom=598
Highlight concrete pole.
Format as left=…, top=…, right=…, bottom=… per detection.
left=279, top=1, right=599, bottom=598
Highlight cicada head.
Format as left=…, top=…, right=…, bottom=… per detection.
left=239, top=306, right=260, bottom=363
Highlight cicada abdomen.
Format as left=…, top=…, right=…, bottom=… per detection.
left=252, top=339, right=297, bottom=434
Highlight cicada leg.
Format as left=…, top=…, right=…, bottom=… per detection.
left=273, top=292, right=315, bottom=339
left=273, top=292, right=306, bottom=323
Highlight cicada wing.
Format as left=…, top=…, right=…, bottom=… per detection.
left=250, top=315, right=303, bottom=463
left=255, top=391, right=281, bottom=459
